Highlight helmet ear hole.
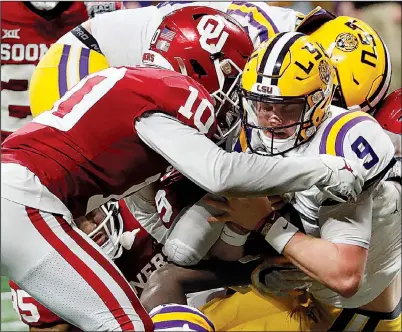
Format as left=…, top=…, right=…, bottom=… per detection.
left=190, top=59, right=207, bottom=77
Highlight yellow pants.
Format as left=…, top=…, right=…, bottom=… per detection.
left=29, top=43, right=109, bottom=117
left=201, top=289, right=401, bottom=331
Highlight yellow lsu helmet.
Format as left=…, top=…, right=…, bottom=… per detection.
left=307, top=16, right=391, bottom=113
left=240, top=32, right=337, bottom=156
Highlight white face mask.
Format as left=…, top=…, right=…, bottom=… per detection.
left=30, top=2, right=59, bottom=11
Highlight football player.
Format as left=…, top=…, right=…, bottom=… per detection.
left=373, top=88, right=401, bottom=157
left=9, top=183, right=225, bottom=331
left=1, top=8, right=361, bottom=331
left=28, top=1, right=303, bottom=117
left=128, top=14, right=392, bottom=269
left=9, top=200, right=166, bottom=331
left=1, top=1, right=88, bottom=141
left=28, top=2, right=391, bottom=119
left=201, top=32, right=400, bottom=331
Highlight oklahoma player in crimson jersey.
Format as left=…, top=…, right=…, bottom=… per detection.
left=1, top=7, right=362, bottom=331
left=373, top=88, right=402, bottom=157
left=1, top=1, right=88, bottom=142
left=9, top=199, right=168, bottom=332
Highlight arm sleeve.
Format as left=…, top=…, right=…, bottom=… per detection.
left=318, top=189, right=373, bottom=248
left=91, top=6, right=163, bottom=66
left=123, top=185, right=169, bottom=244
left=135, top=113, right=331, bottom=197
left=341, top=120, right=395, bottom=182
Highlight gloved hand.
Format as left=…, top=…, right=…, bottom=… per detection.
left=318, top=155, right=364, bottom=203
left=251, top=261, right=313, bottom=298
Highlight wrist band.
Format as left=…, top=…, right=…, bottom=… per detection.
left=220, top=224, right=250, bottom=246
left=255, top=210, right=281, bottom=235
left=264, top=217, right=299, bottom=254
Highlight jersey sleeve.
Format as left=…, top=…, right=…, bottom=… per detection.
left=319, top=110, right=395, bottom=183
left=9, top=280, right=66, bottom=328
left=318, top=188, right=373, bottom=248
left=226, top=2, right=300, bottom=47
left=90, top=6, right=163, bottom=66
left=317, top=111, right=395, bottom=248
left=155, top=75, right=217, bottom=139
left=156, top=170, right=207, bottom=228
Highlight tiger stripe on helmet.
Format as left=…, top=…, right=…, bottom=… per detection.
left=360, top=35, right=392, bottom=112
left=258, top=32, right=304, bottom=86
left=256, top=32, right=286, bottom=83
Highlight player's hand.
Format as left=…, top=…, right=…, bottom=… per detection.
left=251, top=261, right=313, bottom=298
left=205, top=196, right=273, bottom=230
left=318, top=155, right=364, bottom=203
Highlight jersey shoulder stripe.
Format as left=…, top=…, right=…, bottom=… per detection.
left=319, top=110, right=377, bottom=156
left=227, top=2, right=279, bottom=41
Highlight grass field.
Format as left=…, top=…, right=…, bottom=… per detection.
left=1, top=276, right=28, bottom=331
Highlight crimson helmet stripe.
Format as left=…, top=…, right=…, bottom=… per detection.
left=26, top=207, right=152, bottom=331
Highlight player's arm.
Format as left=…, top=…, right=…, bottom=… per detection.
left=140, top=258, right=262, bottom=312
left=281, top=195, right=372, bottom=298
left=207, top=191, right=372, bottom=298
left=135, top=113, right=362, bottom=201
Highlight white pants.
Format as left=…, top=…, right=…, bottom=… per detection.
left=1, top=195, right=152, bottom=331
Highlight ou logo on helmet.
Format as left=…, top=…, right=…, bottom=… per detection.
left=197, top=15, right=229, bottom=54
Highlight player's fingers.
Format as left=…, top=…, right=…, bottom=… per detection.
left=203, top=197, right=230, bottom=212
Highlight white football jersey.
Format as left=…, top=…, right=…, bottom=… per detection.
left=248, top=105, right=400, bottom=308
left=56, top=2, right=302, bottom=67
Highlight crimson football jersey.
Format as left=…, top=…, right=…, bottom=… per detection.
left=2, top=66, right=217, bottom=218
left=1, top=1, right=88, bottom=141
left=115, top=199, right=168, bottom=296
left=157, top=169, right=207, bottom=228
left=9, top=199, right=167, bottom=329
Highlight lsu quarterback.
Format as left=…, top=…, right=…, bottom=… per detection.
left=200, top=31, right=401, bottom=331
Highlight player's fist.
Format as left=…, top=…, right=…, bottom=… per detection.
left=251, top=261, right=313, bottom=298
